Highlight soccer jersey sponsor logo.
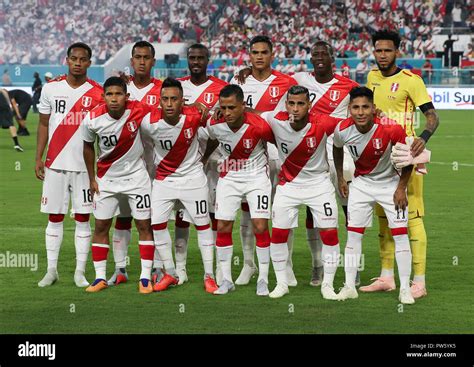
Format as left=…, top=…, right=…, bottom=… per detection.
left=127, top=120, right=138, bottom=133
left=330, top=90, right=341, bottom=101
left=82, top=96, right=92, bottom=107
left=390, top=83, right=399, bottom=92
left=183, top=128, right=194, bottom=139
left=146, top=95, right=157, bottom=105
left=203, top=92, right=214, bottom=104
left=269, top=86, right=280, bottom=98
left=372, top=138, right=383, bottom=150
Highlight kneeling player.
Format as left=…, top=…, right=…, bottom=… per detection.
left=332, top=87, right=415, bottom=305
left=205, top=85, right=272, bottom=296
left=82, top=77, right=155, bottom=294
left=260, top=86, right=343, bottom=299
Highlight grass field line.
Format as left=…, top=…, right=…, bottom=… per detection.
left=430, top=161, right=474, bottom=167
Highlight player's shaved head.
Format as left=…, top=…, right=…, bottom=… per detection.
left=67, top=42, right=92, bottom=59
left=104, top=76, right=127, bottom=93
left=349, top=87, right=374, bottom=103
left=288, top=85, right=310, bottom=100
left=219, top=85, right=244, bottom=102
left=372, top=30, right=401, bottom=49
left=187, top=43, right=210, bottom=59
left=132, top=41, right=155, bottom=57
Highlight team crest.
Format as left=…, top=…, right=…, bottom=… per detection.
left=269, top=86, right=280, bottom=98
left=243, top=139, right=253, bottom=149
left=203, top=93, right=214, bottom=104
left=372, top=138, right=383, bottom=149
left=82, top=96, right=92, bottom=107
left=329, top=90, right=340, bottom=101
left=390, top=83, right=399, bottom=92
left=183, top=128, right=193, bottom=139
left=146, top=95, right=157, bottom=105
left=306, top=137, right=317, bottom=148
left=127, top=120, right=138, bottom=133
left=41, top=197, right=47, bottom=205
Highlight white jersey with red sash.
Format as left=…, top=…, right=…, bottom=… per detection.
left=38, top=76, right=103, bottom=171
left=128, top=77, right=162, bottom=107
left=178, top=75, right=228, bottom=112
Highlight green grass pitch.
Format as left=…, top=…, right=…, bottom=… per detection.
left=0, top=110, right=472, bottom=334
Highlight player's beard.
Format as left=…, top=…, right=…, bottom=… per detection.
left=376, top=58, right=396, bottom=72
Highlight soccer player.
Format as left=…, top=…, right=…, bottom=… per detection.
left=0, top=88, right=23, bottom=151
left=260, top=85, right=344, bottom=299
left=363, top=30, right=439, bottom=298
left=333, top=86, right=415, bottom=305
left=8, top=89, right=33, bottom=136
left=231, top=35, right=297, bottom=286
left=106, top=40, right=163, bottom=287
left=292, top=41, right=359, bottom=287
left=173, top=43, right=228, bottom=285
left=140, top=78, right=218, bottom=294
left=205, top=85, right=272, bottom=296
left=82, top=77, right=155, bottom=294
left=36, top=42, right=103, bottom=287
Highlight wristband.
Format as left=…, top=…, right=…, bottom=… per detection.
left=419, top=130, right=432, bottom=143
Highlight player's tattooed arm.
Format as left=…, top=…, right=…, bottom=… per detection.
left=83, top=141, right=99, bottom=195
left=202, top=139, right=219, bottom=166
left=412, top=103, right=439, bottom=157
left=35, top=113, right=50, bottom=180
left=394, top=165, right=413, bottom=211
left=333, top=145, right=348, bottom=198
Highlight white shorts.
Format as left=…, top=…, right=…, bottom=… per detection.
left=151, top=173, right=210, bottom=226
left=205, top=160, right=219, bottom=214
left=328, top=148, right=355, bottom=206
left=93, top=171, right=152, bottom=221
left=215, top=175, right=272, bottom=221
left=268, top=157, right=281, bottom=201
left=272, top=174, right=338, bottom=229
left=347, top=177, right=408, bottom=229
left=40, top=168, right=92, bottom=214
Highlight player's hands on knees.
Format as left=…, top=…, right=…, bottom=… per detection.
left=338, top=178, right=349, bottom=198
left=35, top=159, right=45, bottom=180
left=410, top=137, right=426, bottom=157
left=393, top=187, right=408, bottom=211
left=235, top=67, right=252, bottom=84
left=90, top=180, right=100, bottom=197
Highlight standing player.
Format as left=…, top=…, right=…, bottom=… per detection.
left=0, top=88, right=23, bottom=151
left=363, top=30, right=439, bottom=298
left=140, top=78, right=218, bottom=293
left=259, top=86, right=343, bottom=299
left=333, top=87, right=416, bottom=305
left=106, top=40, right=163, bottom=287
left=231, top=35, right=297, bottom=286
left=82, top=77, right=155, bottom=294
left=205, top=85, right=272, bottom=296
left=174, top=43, right=228, bottom=285
left=292, top=41, right=359, bottom=287
left=35, top=43, right=103, bottom=287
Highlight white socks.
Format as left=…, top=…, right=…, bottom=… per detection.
left=138, top=240, right=154, bottom=280
left=256, top=246, right=270, bottom=283
left=286, top=229, right=294, bottom=269
left=217, top=245, right=233, bottom=282
left=91, top=243, right=109, bottom=280
left=175, top=226, right=189, bottom=271
left=270, top=243, right=288, bottom=286
left=45, top=221, right=63, bottom=270
left=74, top=220, right=91, bottom=273
left=112, top=228, right=130, bottom=269
left=153, top=229, right=176, bottom=276
left=344, top=231, right=363, bottom=288
left=240, top=210, right=256, bottom=268
left=321, top=243, right=340, bottom=287
left=197, top=227, right=215, bottom=276
left=394, top=234, right=412, bottom=290
left=307, top=227, right=322, bottom=268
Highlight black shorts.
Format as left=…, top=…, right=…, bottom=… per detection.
left=18, top=102, right=32, bottom=120
left=0, top=110, right=13, bottom=129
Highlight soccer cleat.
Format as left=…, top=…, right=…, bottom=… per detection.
left=74, top=270, right=89, bottom=287
left=410, top=281, right=427, bottom=299
left=359, top=276, right=396, bottom=292
left=213, top=279, right=235, bottom=295
left=286, top=265, right=298, bottom=287
left=321, top=283, right=339, bottom=300
left=337, top=284, right=359, bottom=301
left=235, top=264, right=257, bottom=285
left=153, top=273, right=179, bottom=292
left=216, top=263, right=223, bottom=286
left=151, top=268, right=164, bottom=284
left=107, top=268, right=128, bottom=286
left=85, top=279, right=108, bottom=293
left=204, top=274, right=219, bottom=293
left=399, top=288, right=415, bottom=305
left=269, top=283, right=289, bottom=299
left=355, top=271, right=361, bottom=287
left=177, top=268, right=188, bottom=285
left=256, top=279, right=269, bottom=296
left=18, top=128, right=30, bottom=136
left=139, top=279, right=153, bottom=294
left=309, top=266, right=323, bottom=287
left=14, top=144, right=24, bottom=152
left=38, top=269, right=59, bottom=287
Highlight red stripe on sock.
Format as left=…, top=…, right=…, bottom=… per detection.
left=216, top=232, right=233, bottom=247
left=255, top=231, right=270, bottom=248
left=195, top=224, right=211, bottom=231
left=152, top=223, right=168, bottom=230
left=115, top=217, right=132, bottom=230
left=391, top=227, right=408, bottom=236
left=49, top=214, right=64, bottom=223
left=92, top=245, right=109, bottom=262
left=271, top=228, right=290, bottom=244
left=347, top=226, right=366, bottom=234
left=74, top=213, right=90, bottom=222
left=139, top=243, right=155, bottom=261
left=320, top=229, right=339, bottom=246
